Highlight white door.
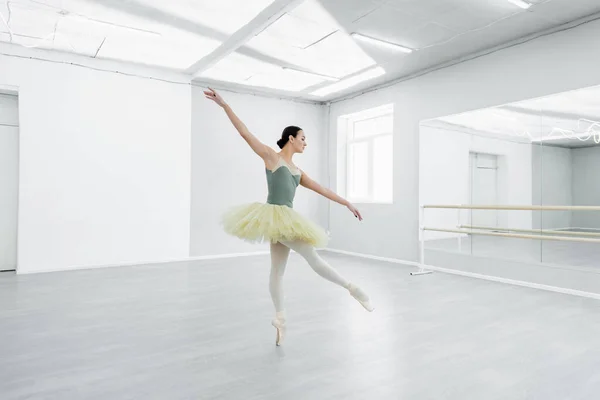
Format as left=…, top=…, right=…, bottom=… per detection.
left=0, top=94, right=19, bottom=272
left=470, top=153, right=498, bottom=228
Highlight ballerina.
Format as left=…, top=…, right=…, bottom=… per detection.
left=204, top=88, right=373, bottom=346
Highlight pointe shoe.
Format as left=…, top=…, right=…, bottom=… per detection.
left=271, top=314, right=286, bottom=346
left=348, top=283, right=374, bottom=312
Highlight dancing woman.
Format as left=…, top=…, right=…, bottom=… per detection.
left=204, top=88, right=373, bottom=346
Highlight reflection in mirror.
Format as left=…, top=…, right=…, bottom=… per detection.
left=420, top=103, right=542, bottom=264
left=419, top=84, right=600, bottom=278
left=537, top=87, right=600, bottom=269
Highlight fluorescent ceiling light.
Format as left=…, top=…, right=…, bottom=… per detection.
left=507, top=0, right=532, bottom=9
left=282, top=68, right=339, bottom=82
left=311, top=66, right=386, bottom=97
left=351, top=33, right=413, bottom=53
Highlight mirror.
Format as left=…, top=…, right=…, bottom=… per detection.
left=419, top=85, right=600, bottom=278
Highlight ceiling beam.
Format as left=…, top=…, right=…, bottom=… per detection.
left=85, top=0, right=311, bottom=75
left=185, top=0, right=305, bottom=75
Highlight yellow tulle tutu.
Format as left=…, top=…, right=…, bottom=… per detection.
left=222, top=202, right=329, bottom=247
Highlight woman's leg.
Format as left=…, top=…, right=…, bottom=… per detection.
left=269, top=242, right=290, bottom=345
left=280, top=240, right=373, bottom=311
left=269, top=241, right=290, bottom=315
left=280, top=240, right=349, bottom=288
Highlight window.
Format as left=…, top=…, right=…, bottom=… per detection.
left=338, top=104, right=394, bottom=203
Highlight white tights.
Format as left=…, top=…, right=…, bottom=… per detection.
left=269, top=241, right=350, bottom=314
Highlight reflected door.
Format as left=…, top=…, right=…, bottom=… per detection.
left=470, top=153, right=498, bottom=228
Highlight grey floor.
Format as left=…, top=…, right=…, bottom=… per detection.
left=2, top=252, right=600, bottom=400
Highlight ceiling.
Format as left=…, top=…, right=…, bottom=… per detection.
left=2, top=0, right=600, bottom=101
left=428, top=84, right=600, bottom=148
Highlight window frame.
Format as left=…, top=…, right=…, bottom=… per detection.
left=343, top=106, right=394, bottom=205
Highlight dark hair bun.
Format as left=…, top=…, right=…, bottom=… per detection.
left=277, top=126, right=302, bottom=149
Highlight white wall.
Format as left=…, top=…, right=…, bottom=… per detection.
left=572, top=146, right=600, bottom=229
left=420, top=124, right=532, bottom=240
left=190, top=89, right=327, bottom=256
left=532, top=144, right=573, bottom=230
left=0, top=43, right=192, bottom=273
left=327, top=18, right=600, bottom=260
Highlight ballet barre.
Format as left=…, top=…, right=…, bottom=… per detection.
left=460, top=225, right=600, bottom=238
left=424, top=227, right=600, bottom=244
left=411, top=204, right=600, bottom=276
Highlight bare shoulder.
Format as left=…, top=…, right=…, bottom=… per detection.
left=299, top=169, right=315, bottom=186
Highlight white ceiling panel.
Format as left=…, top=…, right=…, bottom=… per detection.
left=14, top=0, right=161, bottom=33
left=199, top=68, right=251, bottom=86
left=527, top=0, right=600, bottom=25
left=2, top=2, right=61, bottom=39
left=245, top=0, right=377, bottom=79
left=200, top=52, right=282, bottom=84
left=351, top=4, right=427, bottom=47
left=311, top=66, right=386, bottom=97
left=432, top=5, right=516, bottom=31
left=243, top=34, right=304, bottom=65
left=258, top=0, right=341, bottom=49
left=200, top=51, right=326, bottom=91
left=383, top=0, right=458, bottom=21
left=244, top=32, right=376, bottom=79
left=134, top=0, right=276, bottom=35
left=0, top=2, right=101, bottom=55
left=98, top=28, right=221, bottom=70
left=0, top=0, right=229, bottom=69
left=301, top=31, right=378, bottom=77
left=423, top=8, right=555, bottom=55
left=288, top=0, right=344, bottom=27
left=258, top=12, right=336, bottom=49
left=245, top=68, right=326, bottom=91
left=400, top=22, right=458, bottom=49
left=318, top=0, right=385, bottom=25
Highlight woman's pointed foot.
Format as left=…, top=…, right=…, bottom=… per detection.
left=271, top=312, right=286, bottom=346
left=348, top=283, right=374, bottom=312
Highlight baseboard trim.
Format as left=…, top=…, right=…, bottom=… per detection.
left=17, top=251, right=270, bottom=275
left=323, top=248, right=600, bottom=301
left=187, top=251, right=270, bottom=261
left=419, top=264, right=600, bottom=301
left=322, top=248, right=420, bottom=267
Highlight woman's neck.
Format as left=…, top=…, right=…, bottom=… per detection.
left=279, top=148, right=294, bottom=162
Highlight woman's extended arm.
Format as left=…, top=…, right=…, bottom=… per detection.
left=204, top=88, right=275, bottom=162
left=299, top=170, right=363, bottom=221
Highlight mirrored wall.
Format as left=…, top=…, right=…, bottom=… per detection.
left=419, top=85, right=600, bottom=289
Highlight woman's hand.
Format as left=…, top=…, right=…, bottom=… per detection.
left=347, top=203, right=363, bottom=221
left=204, top=87, right=226, bottom=107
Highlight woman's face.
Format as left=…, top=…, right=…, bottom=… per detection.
left=290, top=130, right=306, bottom=153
